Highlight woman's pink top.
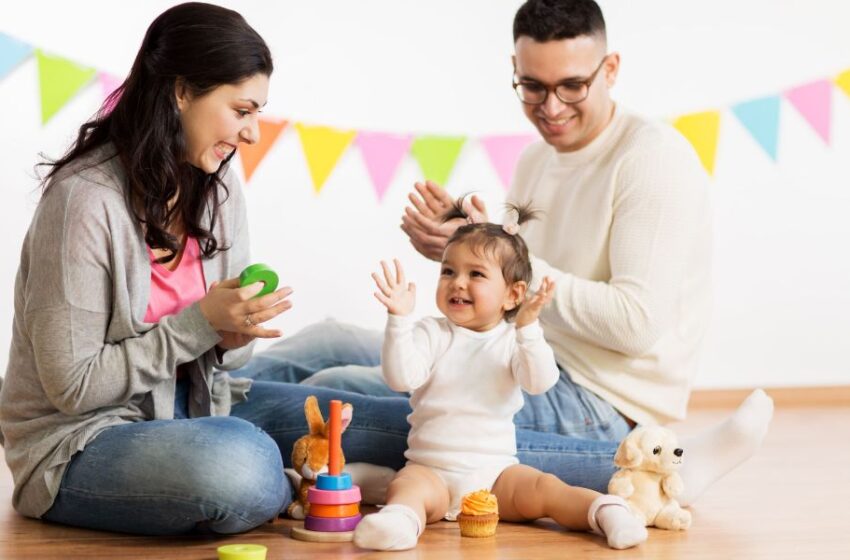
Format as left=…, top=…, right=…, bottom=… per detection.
left=144, top=236, right=207, bottom=323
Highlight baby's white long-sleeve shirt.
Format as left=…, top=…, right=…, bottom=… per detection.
left=382, top=314, right=560, bottom=472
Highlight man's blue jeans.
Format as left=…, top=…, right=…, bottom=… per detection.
left=236, top=319, right=632, bottom=440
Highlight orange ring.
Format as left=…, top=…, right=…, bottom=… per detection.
left=308, top=502, right=360, bottom=518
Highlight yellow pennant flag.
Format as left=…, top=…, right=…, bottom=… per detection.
left=835, top=68, right=850, bottom=100
left=295, top=124, right=357, bottom=193
left=672, top=110, right=721, bottom=176
left=36, top=49, right=96, bottom=125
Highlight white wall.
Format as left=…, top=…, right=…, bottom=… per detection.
left=1, top=0, right=848, bottom=389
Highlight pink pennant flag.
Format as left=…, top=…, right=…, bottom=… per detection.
left=784, top=79, right=832, bottom=145
left=479, top=134, right=537, bottom=190
left=356, top=132, right=413, bottom=201
left=98, top=72, right=123, bottom=115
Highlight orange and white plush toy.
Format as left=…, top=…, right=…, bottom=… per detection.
left=608, top=426, right=692, bottom=531
left=286, top=395, right=353, bottom=520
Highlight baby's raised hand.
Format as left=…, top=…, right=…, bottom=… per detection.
left=515, top=276, right=555, bottom=328
left=372, top=259, right=416, bottom=316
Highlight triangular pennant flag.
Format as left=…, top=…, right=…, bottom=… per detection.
left=0, top=33, right=33, bottom=80
left=295, top=123, right=357, bottom=193
left=784, top=79, right=832, bottom=144
left=356, top=132, right=413, bottom=201
left=98, top=72, right=123, bottom=114
left=731, top=96, right=781, bottom=160
left=238, top=118, right=288, bottom=182
left=672, top=110, right=721, bottom=176
left=36, top=49, right=96, bottom=124
left=479, top=134, right=536, bottom=190
left=410, top=135, right=467, bottom=186
left=836, top=68, right=850, bottom=100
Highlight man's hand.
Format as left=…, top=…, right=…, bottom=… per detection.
left=515, top=277, right=555, bottom=328
left=372, top=259, right=416, bottom=316
left=400, top=180, right=488, bottom=261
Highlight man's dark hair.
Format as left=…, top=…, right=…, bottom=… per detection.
left=513, top=0, right=607, bottom=43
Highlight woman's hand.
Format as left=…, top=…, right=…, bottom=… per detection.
left=199, top=277, right=293, bottom=339
left=215, top=330, right=256, bottom=351
left=515, top=277, right=555, bottom=329
left=372, top=259, right=416, bottom=316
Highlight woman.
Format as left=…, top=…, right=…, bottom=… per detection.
left=0, top=2, right=409, bottom=536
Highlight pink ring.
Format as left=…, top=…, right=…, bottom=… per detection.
left=304, top=514, right=362, bottom=532
left=307, top=485, right=361, bottom=505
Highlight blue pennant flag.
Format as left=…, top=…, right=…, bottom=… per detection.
left=731, top=96, right=781, bottom=160
left=0, top=32, right=33, bottom=80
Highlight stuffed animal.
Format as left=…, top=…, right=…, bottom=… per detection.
left=285, top=395, right=353, bottom=520
left=608, top=425, right=692, bottom=531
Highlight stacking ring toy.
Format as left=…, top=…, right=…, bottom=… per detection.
left=304, top=514, right=362, bottom=532
left=308, top=502, right=360, bottom=518
left=217, top=543, right=267, bottom=560
left=239, top=264, right=278, bottom=298
left=316, top=472, right=352, bottom=491
left=307, top=486, right=361, bottom=505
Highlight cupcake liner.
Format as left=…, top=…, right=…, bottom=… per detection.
left=457, top=512, right=499, bottom=538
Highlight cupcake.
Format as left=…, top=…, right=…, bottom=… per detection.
left=457, top=489, right=499, bottom=537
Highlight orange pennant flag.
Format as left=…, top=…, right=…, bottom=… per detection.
left=238, top=118, right=288, bottom=182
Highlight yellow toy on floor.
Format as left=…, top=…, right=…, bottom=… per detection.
left=608, top=426, right=692, bottom=531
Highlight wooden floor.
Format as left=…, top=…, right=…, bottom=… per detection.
left=1, top=389, right=848, bottom=559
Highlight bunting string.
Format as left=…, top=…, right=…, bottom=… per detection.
left=2, top=30, right=849, bottom=194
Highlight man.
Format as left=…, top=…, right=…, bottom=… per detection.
left=237, top=0, right=772, bottom=505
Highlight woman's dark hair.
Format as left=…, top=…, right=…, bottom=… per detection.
left=39, top=2, right=273, bottom=262
left=442, top=198, right=540, bottom=321
left=513, top=0, right=607, bottom=44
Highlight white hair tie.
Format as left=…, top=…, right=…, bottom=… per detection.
left=502, top=208, right=520, bottom=235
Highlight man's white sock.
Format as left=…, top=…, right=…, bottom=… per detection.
left=588, top=495, right=647, bottom=549
left=353, top=504, right=422, bottom=551
left=678, top=389, right=774, bottom=507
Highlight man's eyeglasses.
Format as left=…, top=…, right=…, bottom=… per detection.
left=512, top=55, right=609, bottom=105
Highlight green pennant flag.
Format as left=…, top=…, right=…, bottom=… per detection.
left=36, top=49, right=96, bottom=124
left=410, top=135, right=467, bottom=186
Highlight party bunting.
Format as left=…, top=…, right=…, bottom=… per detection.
left=0, top=33, right=32, bottom=80
left=2, top=35, right=850, bottom=191
left=672, top=110, right=721, bottom=176
left=836, top=69, right=850, bottom=99
left=356, top=132, right=413, bottom=201
left=36, top=49, right=96, bottom=124
left=238, top=118, right=289, bottom=182
left=731, top=96, right=781, bottom=160
left=410, top=135, right=466, bottom=187
left=295, top=124, right=357, bottom=193
left=785, top=79, right=832, bottom=145
left=98, top=72, right=122, bottom=114
left=479, top=134, right=536, bottom=190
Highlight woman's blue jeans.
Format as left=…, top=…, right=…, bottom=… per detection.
left=44, top=321, right=627, bottom=535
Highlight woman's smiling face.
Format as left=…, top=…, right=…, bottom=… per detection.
left=176, top=73, right=269, bottom=174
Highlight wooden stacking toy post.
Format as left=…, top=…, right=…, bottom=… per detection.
left=290, top=399, right=362, bottom=543
left=328, top=400, right=342, bottom=476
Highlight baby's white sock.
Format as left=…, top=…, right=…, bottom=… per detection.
left=588, top=495, right=647, bottom=549
left=353, top=504, right=422, bottom=551
left=678, top=389, right=774, bottom=507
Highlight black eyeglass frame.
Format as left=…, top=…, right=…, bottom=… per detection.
left=512, top=55, right=609, bottom=105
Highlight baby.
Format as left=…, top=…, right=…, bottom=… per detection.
left=353, top=201, right=647, bottom=550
